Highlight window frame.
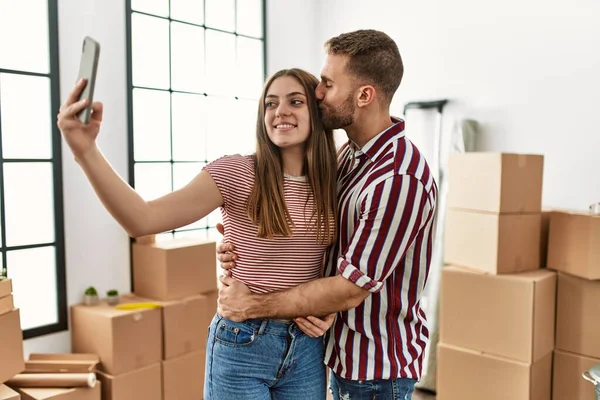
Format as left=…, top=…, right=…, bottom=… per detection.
left=0, top=0, right=68, bottom=339
left=124, top=0, right=267, bottom=289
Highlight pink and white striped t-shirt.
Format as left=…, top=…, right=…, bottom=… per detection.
left=203, top=154, right=329, bottom=294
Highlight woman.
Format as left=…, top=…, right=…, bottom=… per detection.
left=57, top=68, right=338, bottom=399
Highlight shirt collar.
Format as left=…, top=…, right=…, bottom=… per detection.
left=350, top=117, right=405, bottom=160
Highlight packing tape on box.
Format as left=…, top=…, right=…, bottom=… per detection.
left=6, top=373, right=96, bottom=388
left=115, top=302, right=162, bottom=310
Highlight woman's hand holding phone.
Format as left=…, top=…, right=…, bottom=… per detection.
left=56, top=79, right=104, bottom=161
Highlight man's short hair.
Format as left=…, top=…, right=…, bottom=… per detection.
left=325, top=29, right=403, bottom=105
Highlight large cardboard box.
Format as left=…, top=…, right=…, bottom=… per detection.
left=547, top=210, right=600, bottom=280
left=0, top=309, right=25, bottom=384
left=553, top=350, right=600, bottom=400
left=15, top=382, right=100, bottom=400
left=0, top=385, right=19, bottom=400
left=96, top=363, right=161, bottom=400
left=447, top=153, right=544, bottom=213
left=0, top=279, right=12, bottom=299
left=161, top=292, right=216, bottom=360
left=0, top=279, right=15, bottom=317
left=556, top=272, right=600, bottom=359
left=0, top=295, right=14, bottom=316
left=440, top=267, right=556, bottom=362
left=444, top=209, right=541, bottom=274
left=162, top=350, right=205, bottom=400
left=132, top=239, right=217, bottom=300
left=200, top=291, right=217, bottom=346
left=70, top=297, right=162, bottom=375
left=437, top=343, right=552, bottom=400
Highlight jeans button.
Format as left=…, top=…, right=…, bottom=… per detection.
left=234, top=327, right=240, bottom=333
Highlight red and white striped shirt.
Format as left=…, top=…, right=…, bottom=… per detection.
left=324, top=118, right=437, bottom=381
left=203, top=155, right=328, bottom=294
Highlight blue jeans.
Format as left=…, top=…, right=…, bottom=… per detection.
left=329, top=371, right=417, bottom=399
left=204, top=314, right=326, bottom=399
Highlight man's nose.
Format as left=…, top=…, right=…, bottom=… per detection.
left=315, top=85, right=324, bottom=101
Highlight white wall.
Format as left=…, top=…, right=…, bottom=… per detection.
left=265, top=0, right=319, bottom=75
left=313, top=0, right=600, bottom=210
left=24, top=0, right=131, bottom=355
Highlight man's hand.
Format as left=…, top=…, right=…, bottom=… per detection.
left=294, top=314, right=336, bottom=338
left=216, top=222, right=237, bottom=275
left=218, top=274, right=253, bottom=322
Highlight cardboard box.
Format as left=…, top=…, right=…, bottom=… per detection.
left=15, top=382, right=100, bottom=400
left=24, top=354, right=99, bottom=374
left=161, top=291, right=216, bottom=360
left=96, top=363, right=161, bottom=400
left=132, top=239, right=217, bottom=300
left=440, top=267, right=556, bottom=363
left=547, top=210, right=600, bottom=280
left=200, top=291, right=217, bottom=346
left=162, top=350, right=205, bottom=400
left=135, top=235, right=155, bottom=244
left=0, top=385, right=19, bottom=400
left=553, top=350, right=600, bottom=400
left=0, top=279, right=12, bottom=299
left=0, top=295, right=14, bottom=316
left=70, top=298, right=162, bottom=375
left=556, top=272, right=600, bottom=359
left=444, top=209, right=541, bottom=274
left=447, top=153, right=544, bottom=213
left=437, top=343, right=552, bottom=400
left=0, top=309, right=25, bottom=384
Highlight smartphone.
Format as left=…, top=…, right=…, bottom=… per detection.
left=75, top=36, right=100, bottom=124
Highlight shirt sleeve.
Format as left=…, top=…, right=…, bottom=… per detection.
left=337, top=174, right=434, bottom=293
left=202, top=154, right=253, bottom=210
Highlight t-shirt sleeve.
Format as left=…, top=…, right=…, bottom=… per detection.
left=202, top=154, right=254, bottom=210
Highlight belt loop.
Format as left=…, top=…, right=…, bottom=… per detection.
left=258, top=319, right=268, bottom=335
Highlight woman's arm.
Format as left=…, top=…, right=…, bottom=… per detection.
left=77, top=147, right=222, bottom=237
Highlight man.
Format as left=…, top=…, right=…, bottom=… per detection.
left=217, top=29, right=437, bottom=399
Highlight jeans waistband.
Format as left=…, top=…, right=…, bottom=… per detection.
left=243, top=318, right=296, bottom=335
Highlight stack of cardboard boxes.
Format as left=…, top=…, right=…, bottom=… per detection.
left=547, top=210, right=600, bottom=399
left=8, top=354, right=102, bottom=400
left=70, top=294, right=162, bottom=400
left=0, top=278, right=25, bottom=400
left=1, top=279, right=102, bottom=400
left=70, top=237, right=217, bottom=400
left=437, top=153, right=556, bottom=400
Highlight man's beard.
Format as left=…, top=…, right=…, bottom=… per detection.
left=321, top=92, right=355, bottom=130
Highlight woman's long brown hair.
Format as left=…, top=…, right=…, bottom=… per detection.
left=246, top=69, right=338, bottom=245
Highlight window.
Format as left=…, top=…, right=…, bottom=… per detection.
left=0, top=0, right=67, bottom=338
left=125, top=0, right=266, bottom=243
